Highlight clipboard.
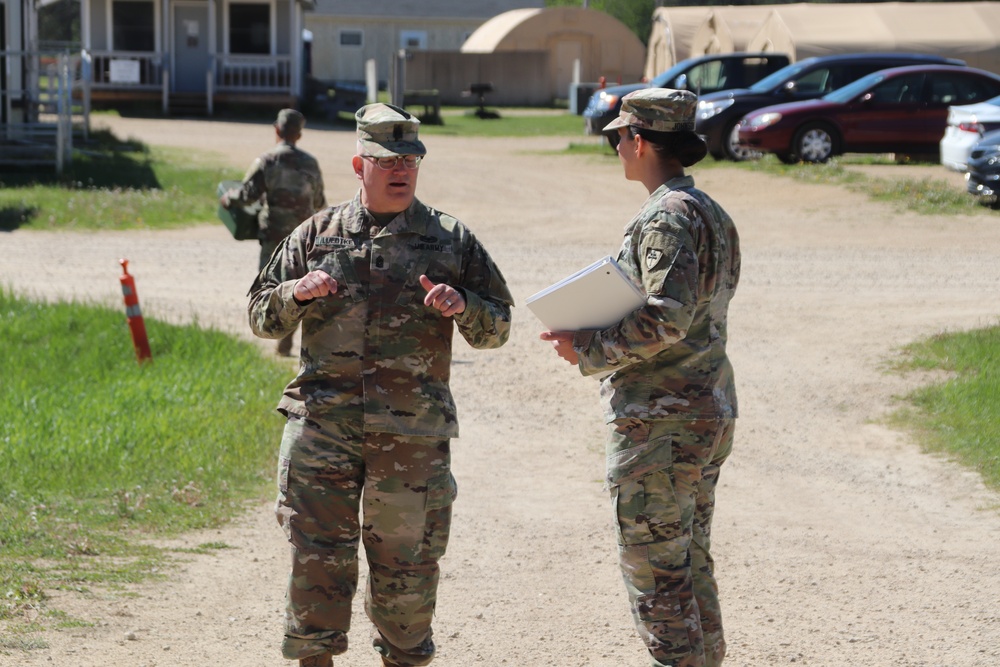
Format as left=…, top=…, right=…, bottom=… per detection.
left=526, top=256, right=646, bottom=332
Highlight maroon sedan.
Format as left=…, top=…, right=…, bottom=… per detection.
left=737, top=64, right=1000, bottom=163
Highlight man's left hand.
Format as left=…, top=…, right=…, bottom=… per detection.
left=420, top=275, right=465, bottom=317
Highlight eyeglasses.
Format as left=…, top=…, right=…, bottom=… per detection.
left=362, top=155, right=422, bottom=170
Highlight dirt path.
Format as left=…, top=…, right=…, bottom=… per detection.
left=2, top=115, right=1000, bottom=667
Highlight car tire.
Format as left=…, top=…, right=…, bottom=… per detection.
left=722, top=121, right=761, bottom=161
left=792, top=122, right=838, bottom=163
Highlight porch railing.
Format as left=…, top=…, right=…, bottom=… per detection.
left=86, top=50, right=165, bottom=90
left=214, top=54, right=292, bottom=93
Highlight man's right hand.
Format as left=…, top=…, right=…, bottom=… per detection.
left=293, top=270, right=338, bottom=302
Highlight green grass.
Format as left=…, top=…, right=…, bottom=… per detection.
left=0, top=129, right=240, bottom=231
left=737, top=154, right=979, bottom=215
left=889, top=326, right=1000, bottom=491
left=562, top=141, right=983, bottom=216
left=0, top=289, right=290, bottom=631
left=417, top=109, right=584, bottom=137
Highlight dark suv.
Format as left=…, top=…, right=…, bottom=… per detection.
left=696, top=52, right=966, bottom=160
left=582, top=52, right=790, bottom=135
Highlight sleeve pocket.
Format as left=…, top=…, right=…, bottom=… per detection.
left=639, top=231, right=681, bottom=296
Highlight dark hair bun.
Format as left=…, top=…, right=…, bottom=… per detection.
left=633, top=128, right=708, bottom=167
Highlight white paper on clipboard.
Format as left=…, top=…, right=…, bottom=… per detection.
left=526, top=256, right=646, bottom=332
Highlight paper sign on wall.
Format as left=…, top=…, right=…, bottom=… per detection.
left=109, top=59, right=140, bottom=84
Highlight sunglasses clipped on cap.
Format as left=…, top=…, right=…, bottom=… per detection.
left=605, top=129, right=632, bottom=151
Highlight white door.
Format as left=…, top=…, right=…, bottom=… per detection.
left=173, top=4, right=210, bottom=92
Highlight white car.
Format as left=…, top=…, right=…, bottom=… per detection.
left=940, top=95, right=1000, bottom=171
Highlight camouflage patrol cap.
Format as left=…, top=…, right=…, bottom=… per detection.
left=602, top=88, right=697, bottom=133
left=356, top=103, right=427, bottom=158
left=275, top=108, right=305, bottom=136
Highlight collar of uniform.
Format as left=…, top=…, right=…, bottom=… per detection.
left=623, top=175, right=697, bottom=235
left=345, top=192, right=432, bottom=237
left=343, top=191, right=369, bottom=234
left=383, top=198, right=431, bottom=236
left=654, top=175, right=696, bottom=207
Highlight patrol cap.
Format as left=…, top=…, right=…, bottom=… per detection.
left=356, top=103, right=427, bottom=158
left=602, top=88, right=697, bottom=133
left=275, top=108, right=305, bottom=136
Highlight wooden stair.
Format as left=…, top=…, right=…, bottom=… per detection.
left=168, top=93, right=209, bottom=117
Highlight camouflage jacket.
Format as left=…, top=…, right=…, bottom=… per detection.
left=229, top=141, right=326, bottom=242
left=248, top=193, right=514, bottom=437
left=573, top=175, right=740, bottom=422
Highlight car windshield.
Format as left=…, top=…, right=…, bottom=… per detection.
left=747, top=62, right=806, bottom=92
left=822, top=71, right=889, bottom=104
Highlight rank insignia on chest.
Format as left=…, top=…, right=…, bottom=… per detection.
left=645, top=248, right=664, bottom=270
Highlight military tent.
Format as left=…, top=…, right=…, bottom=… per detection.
left=643, top=6, right=714, bottom=80
left=461, top=6, right=645, bottom=100
left=687, top=7, right=777, bottom=58
left=746, top=1, right=1000, bottom=71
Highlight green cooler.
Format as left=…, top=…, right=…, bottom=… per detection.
left=217, top=181, right=262, bottom=241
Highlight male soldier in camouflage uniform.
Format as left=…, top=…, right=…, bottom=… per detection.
left=541, top=88, right=740, bottom=667
left=223, top=108, right=326, bottom=355
left=248, top=103, right=513, bottom=667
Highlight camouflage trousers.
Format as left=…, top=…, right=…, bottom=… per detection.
left=606, top=418, right=735, bottom=667
left=275, top=415, right=457, bottom=666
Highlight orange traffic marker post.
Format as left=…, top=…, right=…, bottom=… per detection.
left=118, top=258, right=152, bottom=363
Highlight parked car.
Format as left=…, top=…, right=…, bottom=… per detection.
left=736, top=64, right=1000, bottom=164
left=695, top=52, right=967, bottom=161
left=940, top=94, right=1000, bottom=171
left=965, top=129, right=1000, bottom=206
left=582, top=52, right=790, bottom=135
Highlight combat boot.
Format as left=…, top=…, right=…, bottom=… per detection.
left=299, top=653, right=332, bottom=667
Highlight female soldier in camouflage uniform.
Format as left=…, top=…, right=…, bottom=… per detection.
left=541, top=88, right=740, bottom=667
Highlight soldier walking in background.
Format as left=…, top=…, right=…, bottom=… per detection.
left=541, top=89, right=741, bottom=667
left=222, top=108, right=326, bottom=355
left=248, top=103, right=513, bottom=667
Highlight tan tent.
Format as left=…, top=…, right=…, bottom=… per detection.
left=643, top=7, right=713, bottom=80
left=746, top=1, right=1000, bottom=72
left=688, top=7, right=777, bottom=58
left=462, top=7, right=646, bottom=97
